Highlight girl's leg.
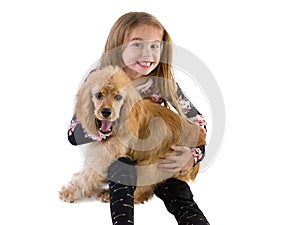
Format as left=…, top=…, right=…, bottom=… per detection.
left=154, top=178, right=209, bottom=225
left=107, top=157, right=137, bottom=225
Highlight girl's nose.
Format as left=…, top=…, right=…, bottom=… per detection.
left=142, top=44, right=152, bottom=57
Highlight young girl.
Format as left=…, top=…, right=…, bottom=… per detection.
left=68, top=12, right=209, bottom=225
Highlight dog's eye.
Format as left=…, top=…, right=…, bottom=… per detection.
left=114, top=95, right=122, bottom=101
left=95, top=92, right=102, bottom=99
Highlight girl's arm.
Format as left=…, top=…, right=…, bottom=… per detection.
left=159, top=84, right=207, bottom=174
left=67, top=115, right=97, bottom=146
left=175, top=84, right=207, bottom=166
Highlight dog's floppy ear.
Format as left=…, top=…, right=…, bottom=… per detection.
left=120, top=85, right=142, bottom=135
left=74, top=77, right=98, bottom=136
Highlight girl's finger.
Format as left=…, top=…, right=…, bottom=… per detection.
left=164, top=155, right=178, bottom=162
left=158, top=160, right=179, bottom=168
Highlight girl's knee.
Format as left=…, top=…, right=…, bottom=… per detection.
left=107, top=157, right=137, bottom=186
left=155, top=178, right=193, bottom=200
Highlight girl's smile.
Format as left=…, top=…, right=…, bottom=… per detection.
left=137, top=61, right=153, bottom=68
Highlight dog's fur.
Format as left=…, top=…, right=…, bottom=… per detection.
left=59, top=66, right=206, bottom=204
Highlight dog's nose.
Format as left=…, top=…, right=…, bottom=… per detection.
left=101, top=108, right=111, bottom=118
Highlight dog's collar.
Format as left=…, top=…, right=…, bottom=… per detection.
left=96, top=130, right=114, bottom=141
left=82, top=129, right=112, bottom=142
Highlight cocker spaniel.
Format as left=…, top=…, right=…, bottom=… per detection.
left=59, top=66, right=206, bottom=203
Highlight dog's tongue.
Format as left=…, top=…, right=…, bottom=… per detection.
left=101, top=120, right=112, bottom=133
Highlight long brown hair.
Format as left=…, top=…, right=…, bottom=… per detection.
left=97, top=12, right=184, bottom=117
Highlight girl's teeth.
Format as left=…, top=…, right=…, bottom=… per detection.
left=139, top=62, right=151, bottom=66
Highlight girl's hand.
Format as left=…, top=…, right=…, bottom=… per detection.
left=158, top=145, right=195, bottom=175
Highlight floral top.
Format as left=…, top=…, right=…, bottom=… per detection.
left=68, top=77, right=207, bottom=165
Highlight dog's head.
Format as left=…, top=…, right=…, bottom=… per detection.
left=75, top=66, right=140, bottom=140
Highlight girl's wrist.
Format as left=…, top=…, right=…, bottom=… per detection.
left=191, top=146, right=205, bottom=166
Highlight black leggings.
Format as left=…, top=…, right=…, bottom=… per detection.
left=154, top=178, right=209, bottom=225
left=107, top=157, right=209, bottom=225
left=107, top=157, right=136, bottom=224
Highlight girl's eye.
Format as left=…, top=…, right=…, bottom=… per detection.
left=115, top=95, right=122, bottom=101
left=132, top=42, right=143, bottom=48
left=151, top=43, right=161, bottom=49
left=95, top=92, right=102, bottom=99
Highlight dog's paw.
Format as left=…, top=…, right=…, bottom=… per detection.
left=59, top=186, right=78, bottom=203
left=97, top=189, right=110, bottom=203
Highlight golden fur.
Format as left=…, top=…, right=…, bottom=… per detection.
left=59, top=66, right=206, bottom=203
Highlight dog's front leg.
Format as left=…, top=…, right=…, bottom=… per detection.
left=59, top=164, right=105, bottom=203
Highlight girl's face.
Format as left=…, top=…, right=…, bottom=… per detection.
left=122, top=25, right=163, bottom=81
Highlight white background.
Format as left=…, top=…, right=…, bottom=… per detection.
left=1, top=0, right=299, bottom=224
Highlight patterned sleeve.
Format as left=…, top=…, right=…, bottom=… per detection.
left=176, top=84, right=207, bottom=130
left=176, top=83, right=207, bottom=165
left=67, top=115, right=98, bottom=145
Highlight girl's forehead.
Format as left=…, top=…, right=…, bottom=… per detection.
left=125, top=25, right=163, bottom=43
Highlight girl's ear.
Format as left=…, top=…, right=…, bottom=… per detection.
left=74, top=81, right=98, bottom=136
